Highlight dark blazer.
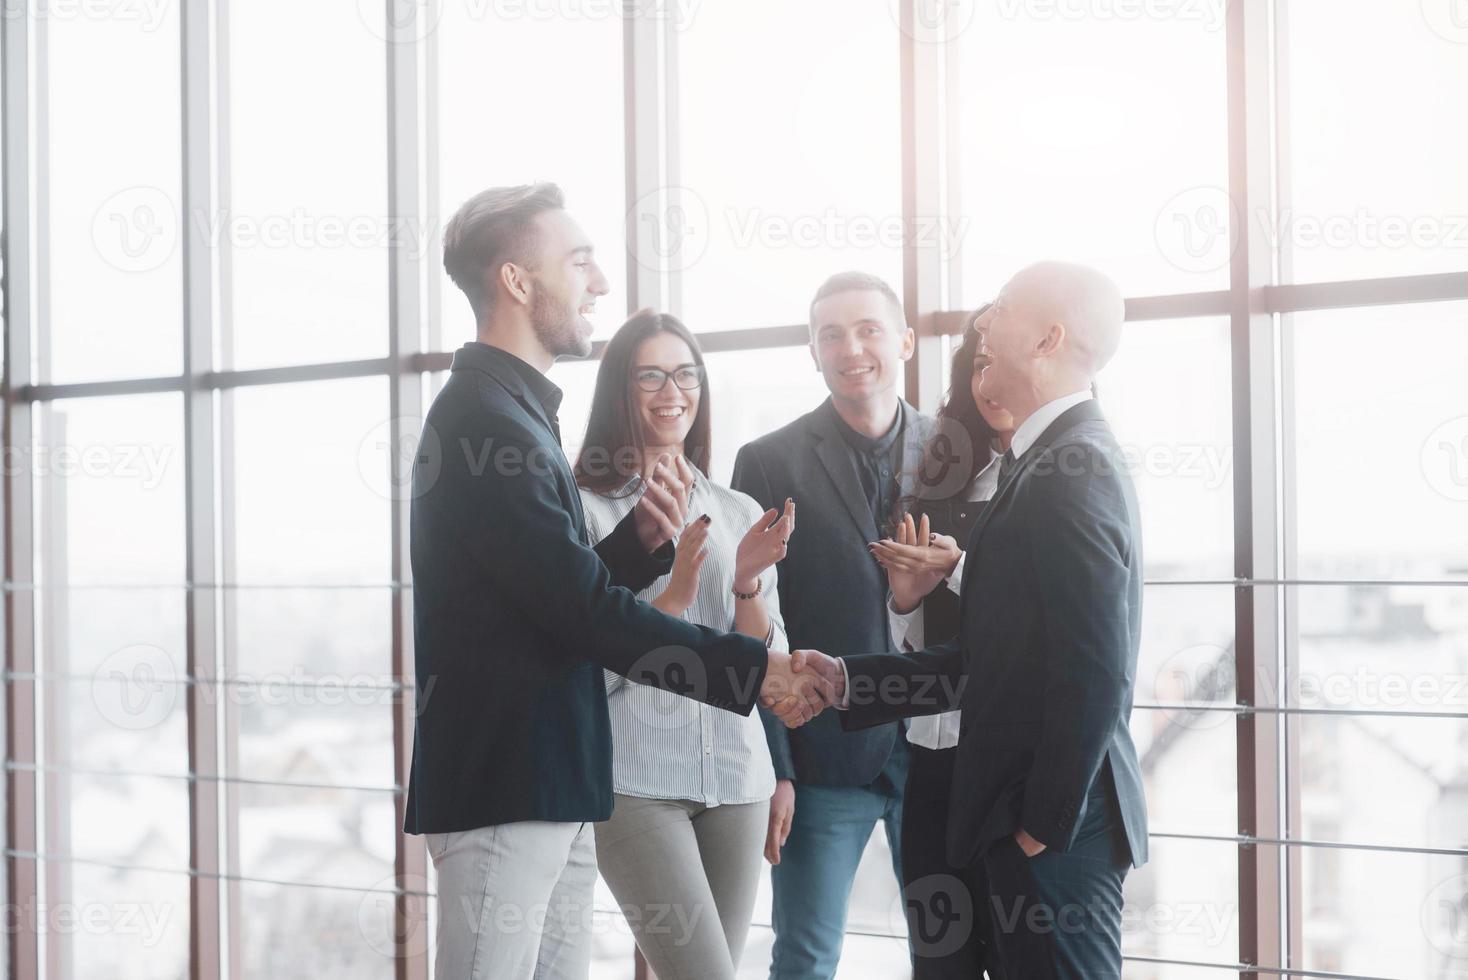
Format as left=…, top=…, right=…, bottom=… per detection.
left=405, top=343, right=769, bottom=834
left=840, top=399, right=1149, bottom=869
left=732, top=398, right=936, bottom=786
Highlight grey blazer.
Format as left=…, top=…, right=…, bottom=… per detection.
left=732, top=397, right=936, bottom=786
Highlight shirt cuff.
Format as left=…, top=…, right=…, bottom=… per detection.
left=836, top=658, right=851, bottom=711
left=945, top=552, right=966, bottom=596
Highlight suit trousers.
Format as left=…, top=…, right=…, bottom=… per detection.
left=901, top=744, right=998, bottom=979
left=427, top=820, right=597, bottom=980
left=977, top=768, right=1132, bottom=980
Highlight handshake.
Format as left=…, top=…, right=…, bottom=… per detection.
left=760, top=650, right=845, bottom=728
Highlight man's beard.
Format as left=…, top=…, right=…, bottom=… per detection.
left=529, top=282, right=591, bottom=359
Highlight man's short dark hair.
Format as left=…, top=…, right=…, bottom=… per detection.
left=443, top=183, right=566, bottom=323
left=808, top=271, right=906, bottom=333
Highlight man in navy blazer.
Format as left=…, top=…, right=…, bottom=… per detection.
left=771, top=262, right=1148, bottom=980
left=408, top=183, right=834, bottom=980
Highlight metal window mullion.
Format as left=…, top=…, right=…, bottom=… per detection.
left=898, top=0, right=948, bottom=413
left=180, top=0, right=223, bottom=977
left=624, top=5, right=667, bottom=315
left=1227, top=0, right=1287, bottom=975
left=2, top=6, right=40, bottom=978
left=386, top=8, right=428, bottom=979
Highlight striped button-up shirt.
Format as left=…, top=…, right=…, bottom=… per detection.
left=581, top=469, right=783, bottom=806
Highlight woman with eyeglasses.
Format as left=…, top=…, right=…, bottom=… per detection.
left=574, top=309, right=794, bottom=980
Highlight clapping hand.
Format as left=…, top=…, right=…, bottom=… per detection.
left=734, top=498, right=794, bottom=594
left=761, top=649, right=846, bottom=728
left=869, top=513, right=962, bottom=614
left=632, top=454, right=698, bottom=554
left=652, top=515, right=711, bottom=616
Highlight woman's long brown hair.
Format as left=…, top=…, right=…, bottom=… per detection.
left=574, top=310, right=712, bottom=496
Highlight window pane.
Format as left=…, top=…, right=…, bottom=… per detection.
left=435, top=6, right=628, bottom=338
left=1296, top=711, right=1468, bottom=853
left=1282, top=4, right=1468, bottom=282
left=225, top=0, right=389, bottom=368
left=228, top=378, right=390, bottom=585
left=1122, top=838, right=1239, bottom=970
left=957, top=5, right=1229, bottom=300
left=1295, top=584, right=1468, bottom=722
left=34, top=395, right=185, bottom=586
left=1295, top=844, right=1467, bottom=976
left=1289, top=303, right=1468, bottom=581
left=1136, top=584, right=1236, bottom=838
left=229, top=587, right=392, bottom=679
left=230, top=679, right=395, bottom=790
left=239, top=879, right=394, bottom=979
left=703, top=346, right=835, bottom=484
left=55, top=772, right=190, bottom=872
left=1097, top=318, right=1233, bottom=580
left=46, top=6, right=183, bottom=382
left=234, top=782, right=395, bottom=891
left=678, top=0, right=902, bottom=330
left=47, top=861, right=190, bottom=980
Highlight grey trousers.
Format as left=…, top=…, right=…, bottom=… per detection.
left=594, top=794, right=768, bottom=980
left=427, top=820, right=597, bottom=980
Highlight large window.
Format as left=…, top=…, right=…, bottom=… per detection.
left=4, top=2, right=1467, bottom=979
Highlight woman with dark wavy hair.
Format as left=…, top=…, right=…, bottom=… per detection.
left=871, top=304, right=1017, bottom=979
left=574, top=310, right=795, bottom=980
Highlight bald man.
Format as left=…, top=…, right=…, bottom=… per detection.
left=774, top=262, right=1149, bottom=979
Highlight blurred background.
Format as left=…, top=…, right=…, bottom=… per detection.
left=1, top=0, right=1467, bottom=977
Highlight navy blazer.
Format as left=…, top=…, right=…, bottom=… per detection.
left=405, top=343, right=769, bottom=834
left=732, top=398, right=935, bottom=787
left=840, top=399, right=1149, bottom=869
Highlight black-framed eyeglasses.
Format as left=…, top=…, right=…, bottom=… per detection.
left=634, top=365, right=705, bottom=393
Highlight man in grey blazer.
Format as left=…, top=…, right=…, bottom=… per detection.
left=732, top=272, right=935, bottom=979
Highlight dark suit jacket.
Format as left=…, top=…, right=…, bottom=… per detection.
left=840, top=399, right=1149, bottom=869
left=732, top=398, right=935, bottom=786
left=405, top=343, right=769, bottom=834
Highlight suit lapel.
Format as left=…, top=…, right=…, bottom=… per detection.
left=810, top=400, right=882, bottom=542
left=895, top=402, right=937, bottom=508
left=959, top=398, right=1108, bottom=593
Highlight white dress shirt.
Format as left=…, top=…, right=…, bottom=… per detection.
left=1009, top=388, right=1093, bottom=459
left=887, top=452, right=1002, bottom=749
left=581, top=467, right=782, bottom=806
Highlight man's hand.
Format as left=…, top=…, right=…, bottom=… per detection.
left=760, top=649, right=840, bottom=727
left=763, top=649, right=845, bottom=727
left=869, top=513, right=962, bottom=613
left=765, top=779, right=795, bottom=865
left=632, top=454, right=696, bottom=553
left=1014, top=828, right=1047, bottom=857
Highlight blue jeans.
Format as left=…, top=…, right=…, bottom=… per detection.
left=768, top=776, right=906, bottom=979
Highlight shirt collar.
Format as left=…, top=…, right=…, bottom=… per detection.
left=828, top=400, right=904, bottom=457
left=458, top=341, right=565, bottom=418
left=1010, top=388, right=1093, bottom=459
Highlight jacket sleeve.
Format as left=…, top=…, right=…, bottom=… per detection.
left=732, top=442, right=795, bottom=780
left=593, top=504, right=676, bottom=593
left=837, top=640, right=967, bottom=732
left=1019, top=444, right=1134, bottom=851
left=438, top=412, right=768, bottom=714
